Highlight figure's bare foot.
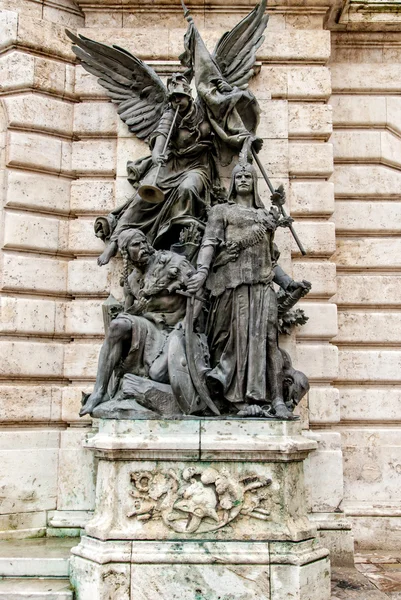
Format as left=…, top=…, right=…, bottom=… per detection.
left=80, top=391, right=108, bottom=416
left=97, top=243, right=117, bottom=266
left=272, top=398, right=298, bottom=420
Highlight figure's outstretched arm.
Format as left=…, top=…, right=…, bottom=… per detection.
left=186, top=245, right=215, bottom=294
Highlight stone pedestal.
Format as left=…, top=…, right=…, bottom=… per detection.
left=70, top=419, right=331, bottom=599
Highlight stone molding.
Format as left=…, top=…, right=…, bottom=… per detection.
left=85, top=419, right=317, bottom=462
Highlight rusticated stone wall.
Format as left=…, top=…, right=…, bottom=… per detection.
left=330, top=20, right=401, bottom=550
left=0, top=0, right=398, bottom=557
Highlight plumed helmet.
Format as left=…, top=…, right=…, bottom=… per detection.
left=167, top=73, right=192, bottom=98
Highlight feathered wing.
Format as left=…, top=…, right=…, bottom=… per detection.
left=66, top=31, right=168, bottom=141
left=212, top=0, right=268, bottom=90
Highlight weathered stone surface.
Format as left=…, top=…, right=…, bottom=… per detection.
left=70, top=555, right=131, bottom=600
left=290, top=221, right=336, bottom=257
left=0, top=577, right=73, bottom=597
left=63, top=341, right=102, bottom=380
left=71, top=140, right=116, bottom=175
left=257, top=139, right=288, bottom=177
left=2, top=254, right=68, bottom=294
left=289, top=142, right=333, bottom=177
left=68, top=218, right=104, bottom=255
left=64, top=300, right=104, bottom=336
left=270, top=543, right=330, bottom=600
left=289, top=181, right=335, bottom=216
left=74, top=64, right=108, bottom=98
left=0, top=341, right=64, bottom=378
left=335, top=275, right=401, bottom=306
left=73, top=101, right=117, bottom=137
left=70, top=179, right=115, bottom=214
left=308, top=387, right=340, bottom=425
left=258, top=99, right=288, bottom=139
left=0, top=297, right=60, bottom=335
left=349, top=516, right=401, bottom=552
left=0, top=431, right=59, bottom=514
left=312, top=517, right=354, bottom=567
left=339, top=350, right=401, bottom=383
left=296, top=344, right=338, bottom=381
left=296, top=303, right=338, bottom=339
left=339, top=388, right=401, bottom=422
left=7, top=131, right=63, bottom=173
left=5, top=170, right=71, bottom=214
left=62, top=386, right=92, bottom=424
left=333, top=238, right=401, bottom=269
left=0, top=385, right=62, bottom=422
left=57, top=429, right=96, bottom=512
left=331, top=94, right=386, bottom=128
left=289, top=103, right=332, bottom=140
left=292, top=261, right=337, bottom=298
left=334, top=164, right=401, bottom=197
left=333, top=130, right=401, bottom=169
left=0, top=51, right=34, bottom=92
left=333, top=201, right=401, bottom=233
left=0, top=510, right=47, bottom=539
left=336, top=311, right=401, bottom=344
left=341, top=428, right=401, bottom=506
left=3, top=93, right=73, bottom=136
left=3, top=211, right=68, bottom=254
left=130, top=564, right=270, bottom=599
left=83, top=420, right=317, bottom=543
left=251, top=66, right=331, bottom=100
left=16, top=15, right=75, bottom=61
left=0, top=9, right=18, bottom=50
left=67, top=258, right=112, bottom=296
left=0, top=51, right=71, bottom=97
left=304, top=431, right=344, bottom=512
left=332, top=64, right=401, bottom=94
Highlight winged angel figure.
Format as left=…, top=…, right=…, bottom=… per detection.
left=67, top=0, right=268, bottom=265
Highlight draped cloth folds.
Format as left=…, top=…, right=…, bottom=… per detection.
left=181, top=20, right=260, bottom=165
left=206, top=283, right=279, bottom=404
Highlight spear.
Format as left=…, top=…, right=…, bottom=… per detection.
left=251, top=148, right=307, bottom=256
left=180, top=0, right=191, bottom=19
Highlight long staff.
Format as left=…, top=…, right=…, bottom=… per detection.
left=138, top=106, right=180, bottom=204
left=251, top=148, right=307, bottom=256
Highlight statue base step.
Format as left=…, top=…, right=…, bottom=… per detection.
left=70, top=418, right=331, bottom=599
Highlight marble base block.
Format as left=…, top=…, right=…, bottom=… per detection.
left=70, top=419, right=331, bottom=600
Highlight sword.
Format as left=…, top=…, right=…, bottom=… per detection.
left=177, top=290, right=220, bottom=416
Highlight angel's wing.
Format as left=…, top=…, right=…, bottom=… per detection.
left=212, top=0, right=268, bottom=90
left=66, top=31, right=168, bottom=141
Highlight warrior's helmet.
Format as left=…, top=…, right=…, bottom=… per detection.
left=228, top=139, right=263, bottom=208
left=167, top=73, right=192, bottom=98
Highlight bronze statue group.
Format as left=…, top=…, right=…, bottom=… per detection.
left=69, top=0, right=311, bottom=420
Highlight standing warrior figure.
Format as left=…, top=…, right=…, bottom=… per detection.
left=187, top=151, right=309, bottom=419
left=67, top=0, right=267, bottom=262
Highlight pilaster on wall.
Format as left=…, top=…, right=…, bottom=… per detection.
left=0, top=3, right=94, bottom=539
left=329, top=0, right=401, bottom=551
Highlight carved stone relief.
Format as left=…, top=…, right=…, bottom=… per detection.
left=127, top=466, right=272, bottom=534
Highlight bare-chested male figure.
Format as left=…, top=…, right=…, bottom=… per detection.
left=80, top=229, right=194, bottom=416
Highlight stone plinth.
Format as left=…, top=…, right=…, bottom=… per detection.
left=70, top=419, right=331, bottom=600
